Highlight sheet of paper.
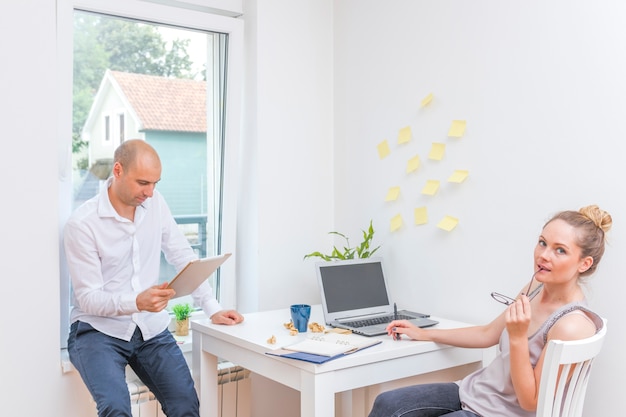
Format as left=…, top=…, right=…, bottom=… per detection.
left=414, top=207, right=428, bottom=225
left=437, top=215, right=459, bottom=231
left=448, top=120, right=467, bottom=138
left=421, top=180, right=440, bottom=196
left=420, top=93, right=433, bottom=107
left=305, top=333, right=380, bottom=352
left=398, top=126, right=412, bottom=144
left=377, top=140, right=391, bottom=159
left=283, top=339, right=349, bottom=356
left=385, top=186, right=401, bottom=201
left=428, top=143, right=446, bottom=161
left=390, top=214, right=403, bottom=232
left=406, top=155, right=420, bottom=173
left=448, top=169, right=469, bottom=183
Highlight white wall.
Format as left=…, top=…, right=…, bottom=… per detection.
left=2, top=0, right=622, bottom=415
left=238, top=0, right=334, bottom=313
left=333, top=1, right=626, bottom=414
left=1, top=1, right=96, bottom=415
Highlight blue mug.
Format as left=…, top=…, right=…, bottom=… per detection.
left=290, top=304, right=311, bottom=332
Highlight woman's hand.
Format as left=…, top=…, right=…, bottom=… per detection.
left=505, top=294, right=532, bottom=339
left=386, top=319, right=424, bottom=340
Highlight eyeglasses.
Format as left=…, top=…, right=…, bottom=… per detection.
left=491, top=269, right=543, bottom=306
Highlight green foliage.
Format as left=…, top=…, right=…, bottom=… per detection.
left=171, top=303, right=193, bottom=321
left=304, top=220, right=381, bottom=261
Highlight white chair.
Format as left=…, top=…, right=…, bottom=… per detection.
left=536, top=318, right=607, bottom=417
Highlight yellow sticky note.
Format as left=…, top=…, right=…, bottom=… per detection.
left=377, top=140, right=390, bottom=159
left=390, top=214, right=403, bottom=232
left=398, top=126, right=411, bottom=144
left=385, top=186, right=401, bottom=201
left=428, top=143, right=446, bottom=161
left=437, top=215, right=459, bottom=232
left=421, top=180, right=440, bottom=196
left=448, top=169, right=469, bottom=183
left=406, top=155, right=420, bottom=173
left=414, top=207, right=428, bottom=225
left=448, top=120, right=467, bottom=138
left=420, top=93, right=434, bottom=107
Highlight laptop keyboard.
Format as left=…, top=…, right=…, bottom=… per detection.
left=343, top=314, right=416, bottom=328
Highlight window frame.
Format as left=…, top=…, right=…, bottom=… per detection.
left=57, top=0, right=243, bottom=349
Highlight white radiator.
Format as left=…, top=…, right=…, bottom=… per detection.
left=128, top=362, right=251, bottom=417
left=128, top=380, right=164, bottom=417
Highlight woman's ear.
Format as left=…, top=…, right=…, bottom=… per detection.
left=579, top=256, right=594, bottom=273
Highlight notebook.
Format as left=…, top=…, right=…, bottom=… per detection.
left=266, top=332, right=382, bottom=364
left=315, top=257, right=438, bottom=336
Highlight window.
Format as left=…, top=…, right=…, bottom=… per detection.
left=119, top=113, right=125, bottom=142
left=104, top=115, right=110, bottom=141
left=58, top=0, right=243, bottom=348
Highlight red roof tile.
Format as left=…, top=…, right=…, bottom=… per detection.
left=110, top=70, right=206, bottom=133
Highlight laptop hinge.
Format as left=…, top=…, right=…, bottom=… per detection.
left=336, top=311, right=388, bottom=322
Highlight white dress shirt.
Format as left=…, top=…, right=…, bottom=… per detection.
left=64, top=177, right=222, bottom=341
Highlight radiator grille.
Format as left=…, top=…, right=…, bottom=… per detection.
left=128, top=362, right=251, bottom=417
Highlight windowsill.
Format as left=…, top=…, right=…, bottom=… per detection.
left=61, top=311, right=206, bottom=374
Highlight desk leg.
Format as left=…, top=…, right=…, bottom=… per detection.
left=300, top=372, right=335, bottom=417
left=194, top=335, right=218, bottom=417
left=339, top=388, right=364, bottom=417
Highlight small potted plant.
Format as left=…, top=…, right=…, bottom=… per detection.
left=304, top=220, right=381, bottom=261
left=172, top=303, right=193, bottom=336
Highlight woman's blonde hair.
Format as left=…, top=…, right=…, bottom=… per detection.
left=545, top=205, right=612, bottom=277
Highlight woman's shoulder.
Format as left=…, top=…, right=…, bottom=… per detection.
left=542, top=303, right=603, bottom=344
left=547, top=310, right=598, bottom=341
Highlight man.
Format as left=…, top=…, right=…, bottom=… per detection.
left=65, top=139, right=243, bottom=417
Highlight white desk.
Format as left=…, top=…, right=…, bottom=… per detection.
left=192, top=305, right=483, bottom=417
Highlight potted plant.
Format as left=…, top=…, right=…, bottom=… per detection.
left=172, top=303, right=193, bottom=336
left=304, top=220, right=381, bottom=261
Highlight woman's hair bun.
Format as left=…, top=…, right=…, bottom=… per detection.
left=579, top=205, right=612, bottom=235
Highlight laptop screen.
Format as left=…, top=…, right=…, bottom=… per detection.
left=318, top=259, right=390, bottom=313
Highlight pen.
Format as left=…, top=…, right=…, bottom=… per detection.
left=393, top=302, right=400, bottom=341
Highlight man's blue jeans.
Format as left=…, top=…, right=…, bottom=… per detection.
left=68, top=321, right=199, bottom=417
left=368, top=382, right=480, bottom=417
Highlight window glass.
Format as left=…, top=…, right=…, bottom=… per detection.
left=61, top=7, right=230, bottom=348
left=72, top=10, right=226, bottom=281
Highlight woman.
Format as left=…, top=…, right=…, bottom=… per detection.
left=368, top=205, right=611, bottom=417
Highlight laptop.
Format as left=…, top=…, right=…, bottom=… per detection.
left=315, top=257, right=438, bottom=336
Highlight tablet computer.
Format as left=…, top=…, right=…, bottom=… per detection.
left=167, top=253, right=232, bottom=298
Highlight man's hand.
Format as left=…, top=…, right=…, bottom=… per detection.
left=210, top=309, right=244, bottom=325
left=136, top=283, right=176, bottom=312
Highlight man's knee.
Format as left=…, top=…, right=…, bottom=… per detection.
left=94, top=395, right=133, bottom=417
left=159, top=389, right=199, bottom=417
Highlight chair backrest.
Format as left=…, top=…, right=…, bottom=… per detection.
left=536, top=318, right=607, bottom=417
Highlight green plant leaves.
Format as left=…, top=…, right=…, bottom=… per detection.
left=171, top=303, right=193, bottom=321
left=303, top=220, right=381, bottom=261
